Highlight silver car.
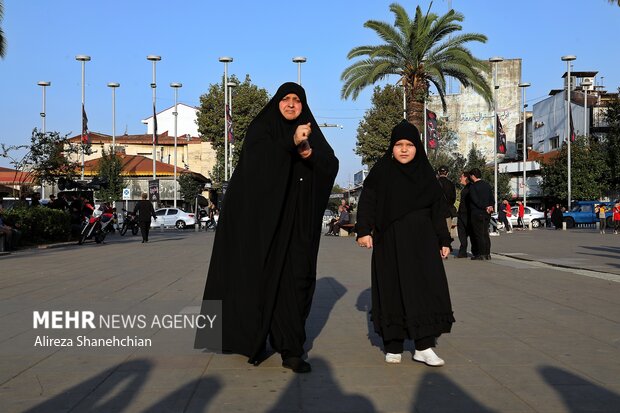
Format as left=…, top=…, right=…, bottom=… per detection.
left=150, top=208, right=196, bottom=229
left=492, top=205, right=545, bottom=229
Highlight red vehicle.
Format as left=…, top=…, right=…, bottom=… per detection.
left=78, top=204, right=116, bottom=245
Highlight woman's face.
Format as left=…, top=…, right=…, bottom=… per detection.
left=279, top=93, right=302, bottom=121
left=392, top=139, right=416, bottom=164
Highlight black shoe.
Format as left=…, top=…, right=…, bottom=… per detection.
left=484, top=255, right=492, bottom=260
left=456, top=253, right=468, bottom=258
left=282, top=357, right=311, bottom=373
left=470, top=255, right=484, bottom=260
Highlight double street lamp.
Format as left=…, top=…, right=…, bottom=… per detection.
left=37, top=81, right=51, bottom=199
left=518, top=82, right=531, bottom=210
left=581, top=79, right=592, bottom=137
left=107, top=82, right=120, bottom=153
left=227, top=81, right=237, bottom=177
left=489, top=56, right=504, bottom=211
left=219, top=57, right=233, bottom=181
left=75, top=55, right=91, bottom=181
left=561, top=55, right=576, bottom=210
left=170, top=82, right=182, bottom=207
left=292, top=56, right=307, bottom=85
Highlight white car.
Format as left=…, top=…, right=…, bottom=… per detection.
left=492, top=205, right=545, bottom=229
left=150, top=208, right=196, bottom=229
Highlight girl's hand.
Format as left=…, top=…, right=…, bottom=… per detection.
left=440, top=246, right=450, bottom=259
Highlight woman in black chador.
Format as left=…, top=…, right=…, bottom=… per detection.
left=195, top=82, right=338, bottom=373
left=356, top=120, right=454, bottom=366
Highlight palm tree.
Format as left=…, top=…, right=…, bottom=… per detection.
left=0, top=0, right=6, bottom=58
left=341, top=3, right=492, bottom=132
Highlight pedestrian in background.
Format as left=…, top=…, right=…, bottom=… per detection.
left=134, top=192, right=156, bottom=243
left=456, top=171, right=475, bottom=258
left=498, top=199, right=512, bottom=234
left=516, top=200, right=525, bottom=229
left=437, top=165, right=456, bottom=246
left=551, top=203, right=563, bottom=230
left=356, top=120, right=454, bottom=366
left=595, top=204, right=607, bottom=234
left=612, top=202, right=620, bottom=234
left=468, top=168, right=494, bottom=260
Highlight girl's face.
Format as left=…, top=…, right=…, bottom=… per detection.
left=279, top=93, right=302, bottom=120
left=392, top=139, right=416, bottom=164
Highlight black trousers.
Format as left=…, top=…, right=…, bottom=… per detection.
left=383, top=336, right=436, bottom=353
left=457, top=216, right=469, bottom=255
left=471, top=212, right=491, bottom=256
left=139, top=221, right=150, bottom=242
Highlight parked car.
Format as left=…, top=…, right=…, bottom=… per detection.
left=563, top=201, right=614, bottom=228
left=323, top=209, right=335, bottom=228
left=150, top=208, right=196, bottom=229
left=492, top=205, right=545, bottom=229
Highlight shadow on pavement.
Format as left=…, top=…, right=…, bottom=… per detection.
left=355, top=288, right=382, bottom=349
left=142, top=376, right=221, bottom=413
left=305, top=276, right=347, bottom=353
left=410, top=372, right=498, bottom=413
left=267, top=357, right=376, bottom=412
left=24, top=359, right=152, bottom=413
left=539, top=365, right=620, bottom=413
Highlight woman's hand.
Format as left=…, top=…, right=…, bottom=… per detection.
left=440, top=246, right=450, bottom=259
left=358, top=235, right=373, bottom=249
left=294, top=123, right=312, bottom=146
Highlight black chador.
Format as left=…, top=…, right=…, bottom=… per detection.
left=195, top=83, right=338, bottom=369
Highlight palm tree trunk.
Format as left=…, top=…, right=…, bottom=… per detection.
left=405, top=80, right=427, bottom=135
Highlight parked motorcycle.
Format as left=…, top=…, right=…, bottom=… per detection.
left=119, top=209, right=139, bottom=236
left=78, top=206, right=116, bottom=245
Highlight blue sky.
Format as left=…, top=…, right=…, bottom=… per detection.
left=1, top=0, right=619, bottom=187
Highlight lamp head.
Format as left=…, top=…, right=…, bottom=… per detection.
left=292, top=56, right=307, bottom=63
left=37, top=81, right=51, bottom=87
left=147, top=55, right=162, bottom=61
left=518, top=82, right=531, bottom=88
left=107, top=82, right=120, bottom=88
left=170, top=82, right=183, bottom=88
left=75, top=55, right=91, bottom=62
left=219, top=56, right=233, bottom=63
left=561, top=55, right=576, bottom=62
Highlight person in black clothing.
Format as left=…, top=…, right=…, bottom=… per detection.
left=468, top=168, right=494, bottom=260
left=134, top=192, right=157, bottom=243
left=356, top=120, right=454, bottom=366
left=456, top=171, right=475, bottom=258
left=437, top=165, right=456, bottom=246
left=195, top=82, right=338, bottom=374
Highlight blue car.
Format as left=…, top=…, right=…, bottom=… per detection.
left=563, top=201, right=614, bottom=228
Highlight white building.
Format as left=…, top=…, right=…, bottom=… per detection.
left=142, top=103, right=199, bottom=137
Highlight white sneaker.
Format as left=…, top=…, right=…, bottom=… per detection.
left=506, top=230, right=513, bottom=234
left=385, top=353, right=402, bottom=364
left=489, top=232, right=500, bottom=237
left=413, top=348, right=445, bottom=367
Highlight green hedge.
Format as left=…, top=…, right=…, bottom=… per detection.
left=1, top=206, right=72, bottom=245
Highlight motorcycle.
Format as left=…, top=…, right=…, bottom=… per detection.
left=119, top=209, right=139, bottom=236
left=78, top=206, right=116, bottom=245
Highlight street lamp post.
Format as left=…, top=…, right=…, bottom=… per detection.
left=489, top=56, right=504, bottom=211
left=561, top=55, right=576, bottom=210
left=107, top=82, right=120, bottom=154
left=147, top=56, right=161, bottom=189
left=219, top=57, right=233, bottom=181
left=227, top=81, right=237, bottom=177
left=292, top=56, right=307, bottom=85
left=170, top=82, right=182, bottom=208
left=581, top=79, right=592, bottom=137
left=37, top=81, right=51, bottom=199
left=518, top=82, right=531, bottom=210
left=75, top=55, right=90, bottom=181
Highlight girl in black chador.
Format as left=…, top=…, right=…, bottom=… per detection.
left=356, top=120, right=454, bottom=366
left=195, top=83, right=338, bottom=373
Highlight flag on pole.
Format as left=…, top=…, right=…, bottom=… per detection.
left=426, top=109, right=439, bottom=150
left=496, top=115, right=507, bottom=154
left=226, top=103, right=234, bottom=143
left=152, top=103, right=158, bottom=145
left=569, top=106, right=576, bottom=142
left=81, top=103, right=90, bottom=145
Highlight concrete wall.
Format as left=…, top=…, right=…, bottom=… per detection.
left=143, top=104, right=199, bottom=137
left=532, top=93, right=586, bottom=153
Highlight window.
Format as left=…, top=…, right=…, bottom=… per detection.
left=167, top=209, right=178, bottom=215
left=155, top=209, right=166, bottom=216
left=550, top=136, right=560, bottom=150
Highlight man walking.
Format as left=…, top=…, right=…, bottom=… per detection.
left=134, top=193, right=157, bottom=243
left=468, top=168, right=493, bottom=260
left=456, top=172, right=474, bottom=258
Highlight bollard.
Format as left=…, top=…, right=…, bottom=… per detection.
left=528, top=221, right=533, bottom=230
left=562, top=221, right=567, bottom=231
left=160, top=223, right=165, bottom=232
left=595, top=221, right=600, bottom=231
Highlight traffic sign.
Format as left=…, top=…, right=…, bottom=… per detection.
left=122, top=188, right=131, bottom=200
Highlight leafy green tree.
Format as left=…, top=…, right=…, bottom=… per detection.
left=95, top=148, right=124, bottom=202
left=603, top=90, right=620, bottom=193
left=355, top=85, right=403, bottom=168
left=178, top=173, right=204, bottom=204
left=341, top=2, right=492, bottom=132
left=541, top=137, right=610, bottom=201
left=196, top=74, right=269, bottom=184
left=20, top=129, right=82, bottom=187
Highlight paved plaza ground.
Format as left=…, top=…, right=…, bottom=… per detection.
left=0, top=226, right=619, bottom=412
